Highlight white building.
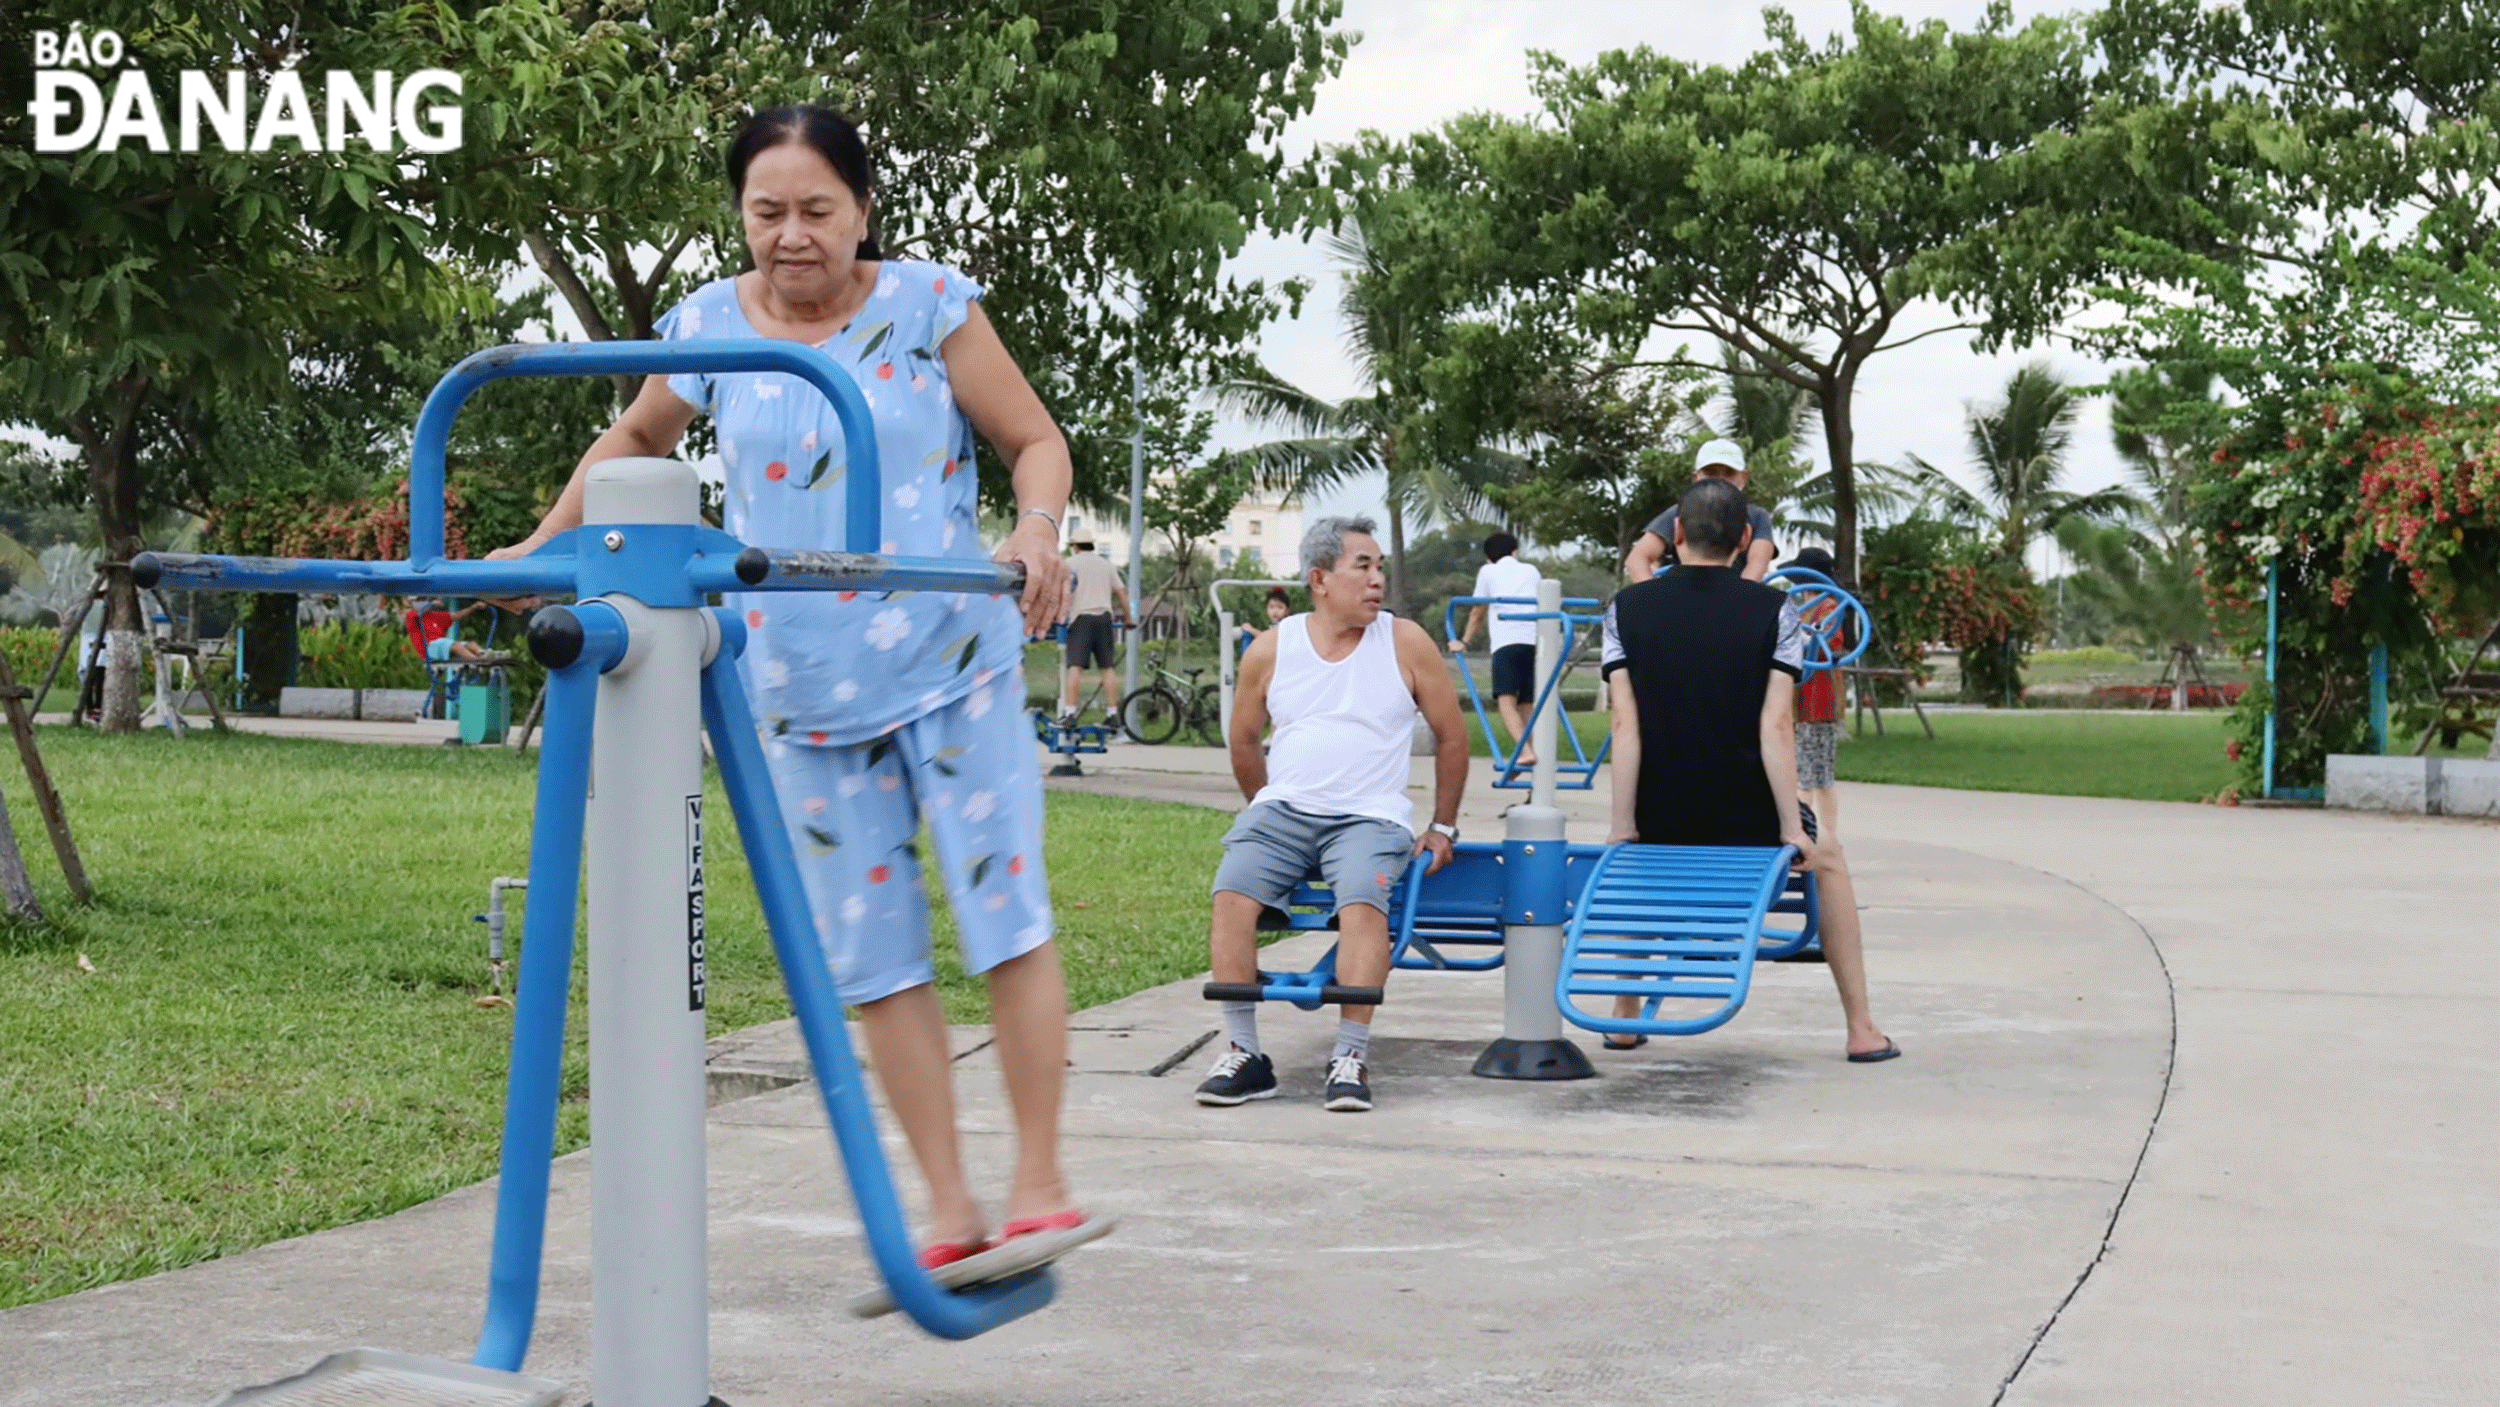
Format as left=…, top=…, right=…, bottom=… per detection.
left=1064, top=487, right=1305, bottom=580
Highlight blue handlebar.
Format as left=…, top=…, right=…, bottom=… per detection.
left=407, top=340, right=883, bottom=561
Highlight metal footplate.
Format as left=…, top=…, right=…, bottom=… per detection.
left=211, top=1349, right=565, bottom=1407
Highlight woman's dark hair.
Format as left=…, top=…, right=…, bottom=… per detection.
left=726, top=105, right=883, bottom=260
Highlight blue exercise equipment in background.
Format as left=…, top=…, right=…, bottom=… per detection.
left=1443, top=594, right=1611, bottom=790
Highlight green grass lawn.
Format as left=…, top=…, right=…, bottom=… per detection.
left=1452, top=706, right=2251, bottom=803
left=0, top=726, right=1227, bottom=1309
left=1833, top=710, right=2239, bottom=802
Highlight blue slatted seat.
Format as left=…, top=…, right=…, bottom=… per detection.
left=1391, top=843, right=1509, bottom=972
left=1556, top=844, right=1798, bottom=1037
left=1757, top=867, right=1821, bottom=960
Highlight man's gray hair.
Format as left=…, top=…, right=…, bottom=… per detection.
left=1300, top=514, right=1378, bottom=574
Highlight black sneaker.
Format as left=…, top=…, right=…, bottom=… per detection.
left=1194, top=1047, right=1277, bottom=1106
left=1322, top=1053, right=1372, bottom=1112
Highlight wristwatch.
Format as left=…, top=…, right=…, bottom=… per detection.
left=1428, top=822, right=1460, bottom=841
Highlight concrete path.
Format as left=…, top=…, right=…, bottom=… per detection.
left=2, top=741, right=2492, bottom=1406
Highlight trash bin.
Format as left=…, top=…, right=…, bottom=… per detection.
left=457, top=671, right=509, bottom=745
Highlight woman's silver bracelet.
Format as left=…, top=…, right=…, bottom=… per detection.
left=1019, top=507, right=1061, bottom=531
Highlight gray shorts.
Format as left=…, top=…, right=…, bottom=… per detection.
left=1796, top=721, right=1842, bottom=790
left=1212, top=800, right=1415, bottom=916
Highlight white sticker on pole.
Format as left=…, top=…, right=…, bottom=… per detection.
left=686, top=795, right=706, bottom=1011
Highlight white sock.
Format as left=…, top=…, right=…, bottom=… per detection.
left=1332, top=1018, right=1371, bottom=1063
left=1221, top=1003, right=1261, bottom=1057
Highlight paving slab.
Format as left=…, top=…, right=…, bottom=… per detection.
left=3, top=756, right=2490, bottom=1406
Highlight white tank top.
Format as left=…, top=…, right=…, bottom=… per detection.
left=1253, top=613, right=1415, bottom=831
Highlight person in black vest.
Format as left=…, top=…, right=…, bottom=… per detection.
left=1598, top=478, right=1897, bottom=1062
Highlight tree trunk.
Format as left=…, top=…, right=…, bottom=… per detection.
left=81, top=378, right=150, bottom=733
left=1820, top=372, right=1860, bottom=581
left=240, top=593, right=300, bottom=711
left=1385, top=495, right=1408, bottom=618
left=2172, top=644, right=2191, bottom=712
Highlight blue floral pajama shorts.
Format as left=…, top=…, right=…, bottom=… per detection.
left=763, top=677, right=1053, bottom=1005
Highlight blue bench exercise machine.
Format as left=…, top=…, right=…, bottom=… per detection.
left=1216, top=569, right=1869, bottom=1065
left=139, top=340, right=1087, bottom=1407
left=1212, top=838, right=1819, bottom=1051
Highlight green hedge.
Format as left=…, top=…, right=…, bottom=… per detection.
left=1, top=625, right=64, bottom=706
left=296, top=622, right=431, bottom=691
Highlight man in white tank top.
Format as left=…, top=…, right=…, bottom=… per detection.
left=1195, top=517, right=1470, bottom=1112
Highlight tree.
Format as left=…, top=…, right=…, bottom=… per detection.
left=1908, top=363, right=2139, bottom=562
left=1377, top=2, right=2239, bottom=579
left=2055, top=518, right=2216, bottom=710
left=1489, top=365, right=1702, bottom=557
left=446, top=0, right=1352, bottom=505
left=0, top=0, right=670, bottom=728
left=1, top=0, right=1350, bottom=728
left=1858, top=514, right=2046, bottom=706
left=2090, top=1, right=2500, bottom=449
left=2090, top=2, right=2500, bottom=782
left=2107, top=363, right=2230, bottom=551
left=1135, top=442, right=1254, bottom=647
left=1218, top=224, right=1513, bottom=612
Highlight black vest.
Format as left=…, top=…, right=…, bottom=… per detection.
left=1610, top=566, right=1789, bottom=846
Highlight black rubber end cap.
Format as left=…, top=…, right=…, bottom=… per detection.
left=528, top=607, right=584, bottom=669
left=734, top=546, right=770, bottom=585
left=130, top=553, right=162, bottom=588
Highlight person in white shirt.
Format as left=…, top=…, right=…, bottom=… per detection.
left=1194, top=516, right=1470, bottom=1113
left=1446, top=531, right=1545, bottom=770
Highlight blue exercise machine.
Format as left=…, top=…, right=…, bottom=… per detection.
left=1219, top=568, right=1869, bottom=1060
left=1762, top=564, right=1873, bottom=679
left=1444, top=592, right=1610, bottom=790
left=1029, top=623, right=1120, bottom=776
left=140, top=339, right=1086, bottom=1407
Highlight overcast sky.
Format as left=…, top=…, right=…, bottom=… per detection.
left=1240, top=0, right=2131, bottom=559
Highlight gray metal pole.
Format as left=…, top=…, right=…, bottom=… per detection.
left=582, top=459, right=715, bottom=1407
left=1124, top=361, right=1145, bottom=697
left=1531, top=576, right=1560, bottom=811
left=1473, top=577, right=1591, bottom=1080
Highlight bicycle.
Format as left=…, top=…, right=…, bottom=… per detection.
left=1119, top=653, right=1223, bottom=746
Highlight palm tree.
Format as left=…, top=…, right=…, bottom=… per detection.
left=1695, top=345, right=1819, bottom=513
left=1906, top=362, right=2140, bottom=560
left=2109, top=363, right=2230, bottom=552
left=2057, top=518, right=2217, bottom=710
left=1216, top=223, right=1513, bottom=612
left=1698, top=347, right=1922, bottom=551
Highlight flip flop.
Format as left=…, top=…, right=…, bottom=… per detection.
left=849, top=1212, right=1119, bottom=1319
left=999, top=1208, right=1089, bottom=1240
left=918, top=1238, right=989, bottom=1271
left=1846, top=1040, right=1902, bottom=1064
left=1601, top=1034, right=1649, bottom=1051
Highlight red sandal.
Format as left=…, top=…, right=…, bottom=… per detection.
left=918, top=1238, right=990, bottom=1270
left=997, top=1209, right=1088, bottom=1241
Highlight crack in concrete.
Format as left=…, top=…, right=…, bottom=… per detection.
left=1988, top=863, right=2181, bottom=1407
